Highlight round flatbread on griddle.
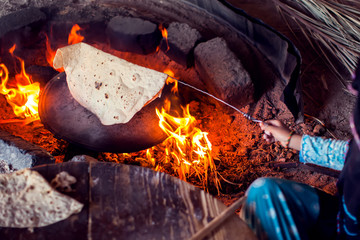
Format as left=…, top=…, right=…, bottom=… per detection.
left=53, top=43, right=167, bottom=125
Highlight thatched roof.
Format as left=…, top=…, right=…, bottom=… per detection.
left=273, top=0, right=360, bottom=80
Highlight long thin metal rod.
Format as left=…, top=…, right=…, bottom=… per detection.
left=169, top=76, right=262, bottom=123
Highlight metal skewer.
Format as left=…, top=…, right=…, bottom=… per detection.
left=168, top=76, right=262, bottom=123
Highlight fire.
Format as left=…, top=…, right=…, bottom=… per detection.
left=45, top=34, right=57, bottom=70
left=1, top=24, right=84, bottom=124
left=68, top=24, right=84, bottom=45
left=0, top=45, right=40, bottom=124
left=144, top=73, right=219, bottom=191
left=164, top=69, right=178, bottom=93
left=152, top=100, right=219, bottom=190
left=46, top=24, right=84, bottom=70
left=159, top=24, right=170, bottom=52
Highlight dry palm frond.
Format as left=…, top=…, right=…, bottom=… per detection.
left=273, top=0, right=360, bottom=83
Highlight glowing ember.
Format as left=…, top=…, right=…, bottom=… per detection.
left=0, top=45, right=40, bottom=124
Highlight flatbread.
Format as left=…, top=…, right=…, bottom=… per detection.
left=53, top=42, right=167, bottom=125
left=0, top=169, right=83, bottom=228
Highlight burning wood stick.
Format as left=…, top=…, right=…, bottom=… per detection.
left=190, top=196, right=247, bottom=240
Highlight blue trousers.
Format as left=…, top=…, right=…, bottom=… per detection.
left=240, top=177, right=338, bottom=240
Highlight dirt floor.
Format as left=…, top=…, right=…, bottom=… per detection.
left=214, top=0, right=357, bottom=206
left=0, top=0, right=357, bottom=209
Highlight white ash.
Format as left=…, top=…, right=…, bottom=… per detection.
left=0, top=139, right=32, bottom=171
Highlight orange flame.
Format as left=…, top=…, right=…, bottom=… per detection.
left=151, top=99, right=219, bottom=190
left=164, top=69, right=178, bottom=94
left=45, top=34, right=59, bottom=70
left=0, top=45, right=40, bottom=124
left=0, top=24, right=84, bottom=124
left=46, top=24, right=84, bottom=71
left=68, top=24, right=84, bottom=45
left=159, top=24, right=170, bottom=52
left=9, top=44, right=16, bottom=55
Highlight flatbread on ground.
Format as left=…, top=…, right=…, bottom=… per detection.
left=0, top=169, right=83, bottom=228
left=53, top=42, right=167, bottom=125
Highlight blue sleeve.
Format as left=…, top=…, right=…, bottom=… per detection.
left=299, top=135, right=349, bottom=170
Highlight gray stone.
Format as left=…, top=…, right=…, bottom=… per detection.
left=160, top=22, right=202, bottom=67
left=0, top=130, right=55, bottom=170
left=0, top=7, right=46, bottom=38
left=194, top=37, right=254, bottom=108
left=10, top=0, right=29, bottom=6
left=106, top=16, right=162, bottom=55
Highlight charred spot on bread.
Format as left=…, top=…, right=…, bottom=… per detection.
left=95, top=81, right=102, bottom=90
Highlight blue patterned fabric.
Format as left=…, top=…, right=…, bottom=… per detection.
left=241, top=136, right=353, bottom=239
left=241, top=178, right=320, bottom=240
left=337, top=140, right=360, bottom=239
left=340, top=195, right=359, bottom=237
left=299, top=135, right=349, bottom=170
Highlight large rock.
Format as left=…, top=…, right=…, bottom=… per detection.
left=160, top=22, right=202, bottom=67
left=0, top=7, right=46, bottom=38
left=106, top=16, right=162, bottom=55
left=194, top=37, right=254, bottom=108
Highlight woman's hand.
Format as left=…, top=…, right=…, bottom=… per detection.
left=259, top=120, right=302, bottom=151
